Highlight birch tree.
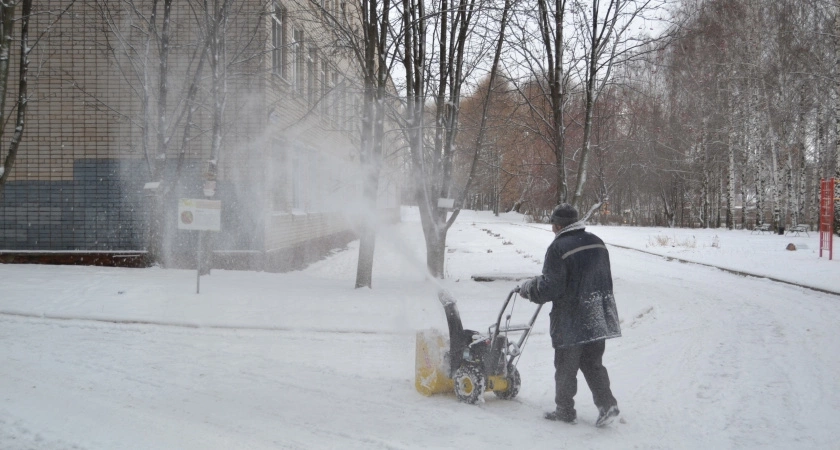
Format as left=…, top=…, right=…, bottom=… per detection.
left=293, top=0, right=400, bottom=288
left=89, top=0, right=265, bottom=265
left=509, top=0, right=571, bottom=204
left=92, top=0, right=209, bottom=264
left=569, top=0, right=663, bottom=209
left=399, top=0, right=510, bottom=277
left=0, top=0, right=75, bottom=200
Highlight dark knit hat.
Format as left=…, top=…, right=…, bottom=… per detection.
left=549, top=203, right=578, bottom=226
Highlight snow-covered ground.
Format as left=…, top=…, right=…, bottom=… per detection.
left=1, top=207, right=838, bottom=449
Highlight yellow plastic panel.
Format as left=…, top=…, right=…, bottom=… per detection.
left=415, top=329, right=454, bottom=396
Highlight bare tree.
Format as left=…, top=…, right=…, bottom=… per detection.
left=521, top=0, right=570, bottom=204
left=602, top=0, right=830, bottom=231
left=87, top=0, right=266, bottom=265
left=91, top=0, right=210, bottom=264
left=568, top=0, right=665, bottom=209
left=292, top=0, right=399, bottom=288
left=503, top=0, right=665, bottom=215
left=0, top=0, right=76, bottom=199
left=456, top=0, right=514, bottom=216
left=399, top=0, right=509, bottom=277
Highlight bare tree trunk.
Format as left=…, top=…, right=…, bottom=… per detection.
left=195, top=0, right=230, bottom=275
left=535, top=0, right=568, bottom=203
left=148, top=0, right=172, bottom=265
left=798, top=143, right=806, bottom=226
left=814, top=105, right=824, bottom=225
left=786, top=152, right=793, bottom=226
left=206, top=0, right=228, bottom=167
left=156, top=0, right=172, bottom=177
left=703, top=170, right=710, bottom=228
left=400, top=0, right=484, bottom=279
left=0, top=1, right=74, bottom=199
left=0, top=3, right=17, bottom=198
left=570, top=0, right=653, bottom=209
left=0, top=4, right=14, bottom=144
left=756, top=157, right=764, bottom=226
left=573, top=48, right=597, bottom=209
left=727, top=125, right=735, bottom=229
left=453, top=0, right=512, bottom=219
left=570, top=0, right=602, bottom=209
left=354, top=0, right=392, bottom=288
left=739, top=132, right=748, bottom=230
left=770, top=141, right=781, bottom=230
left=0, top=0, right=31, bottom=201
left=354, top=1, right=376, bottom=288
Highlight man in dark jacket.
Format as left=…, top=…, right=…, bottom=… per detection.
left=519, top=203, right=621, bottom=427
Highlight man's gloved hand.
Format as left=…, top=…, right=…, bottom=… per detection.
left=518, top=279, right=533, bottom=300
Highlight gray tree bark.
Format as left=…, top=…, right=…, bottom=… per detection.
left=0, top=1, right=75, bottom=201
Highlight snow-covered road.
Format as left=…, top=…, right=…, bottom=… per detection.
left=2, top=209, right=839, bottom=449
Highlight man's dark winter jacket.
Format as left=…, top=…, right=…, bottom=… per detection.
left=521, top=222, right=621, bottom=348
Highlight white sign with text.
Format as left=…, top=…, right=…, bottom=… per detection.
left=178, top=199, right=221, bottom=231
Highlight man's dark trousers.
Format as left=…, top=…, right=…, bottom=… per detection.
left=554, top=339, right=617, bottom=414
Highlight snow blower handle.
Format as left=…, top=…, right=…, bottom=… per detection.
left=493, top=289, right=520, bottom=336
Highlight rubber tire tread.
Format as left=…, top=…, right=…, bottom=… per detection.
left=494, top=365, right=521, bottom=400
left=454, top=364, right=486, bottom=404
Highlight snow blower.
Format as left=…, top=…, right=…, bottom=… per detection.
left=415, top=288, right=543, bottom=403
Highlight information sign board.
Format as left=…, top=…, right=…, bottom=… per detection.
left=178, top=199, right=221, bottom=231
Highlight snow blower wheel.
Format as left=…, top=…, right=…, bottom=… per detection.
left=454, top=365, right=486, bottom=404
left=494, top=365, right=521, bottom=400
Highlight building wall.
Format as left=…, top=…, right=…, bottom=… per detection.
left=0, top=0, right=400, bottom=270
left=0, top=159, right=147, bottom=250
left=0, top=1, right=149, bottom=251
left=258, top=0, right=373, bottom=262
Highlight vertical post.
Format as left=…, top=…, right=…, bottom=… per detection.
left=833, top=178, right=836, bottom=260
left=820, top=179, right=825, bottom=258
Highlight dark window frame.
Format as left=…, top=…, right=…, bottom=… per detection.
left=271, top=3, right=288, bottom=80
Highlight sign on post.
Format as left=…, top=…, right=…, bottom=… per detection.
left=178, top=198, right=222, bottom=294
left=178, top=199, right=221, bottom=231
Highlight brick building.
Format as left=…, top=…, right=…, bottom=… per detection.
left=0, top=0, right=401, bottom=270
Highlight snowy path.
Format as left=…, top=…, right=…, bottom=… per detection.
left=605, top=247, right=839, bottom=448
left=2, top=211, right=839, bottom=449
left=445, top=219, right=840, bottom=448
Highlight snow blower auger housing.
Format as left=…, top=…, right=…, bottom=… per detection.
left=415, top=288, right=543, bottom=404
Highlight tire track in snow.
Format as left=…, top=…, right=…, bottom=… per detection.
left=0, top=310, right=406, bottom=335
left=483, top=220, right=840, bottom=298
left=605, top=243, right=840, bottom=298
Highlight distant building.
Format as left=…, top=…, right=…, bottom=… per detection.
left=0, top=0, right=401, bottom=271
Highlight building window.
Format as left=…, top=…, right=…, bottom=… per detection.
left=309, top=151, right=321, bottom=211
left=308, top=47, right=318, bottom=106
left=291, top=29, right=304, bottom=95
left=271, top=4, right=287, bottom=79
left=321, top=60, right=329, bottom=118
left=291, top=145, right=305, bottom=210
left=339, top=79, right=347, bottom=129
left=271, top=138, right=288, bottom=211
left=331, top=72, right=340, bottom=126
